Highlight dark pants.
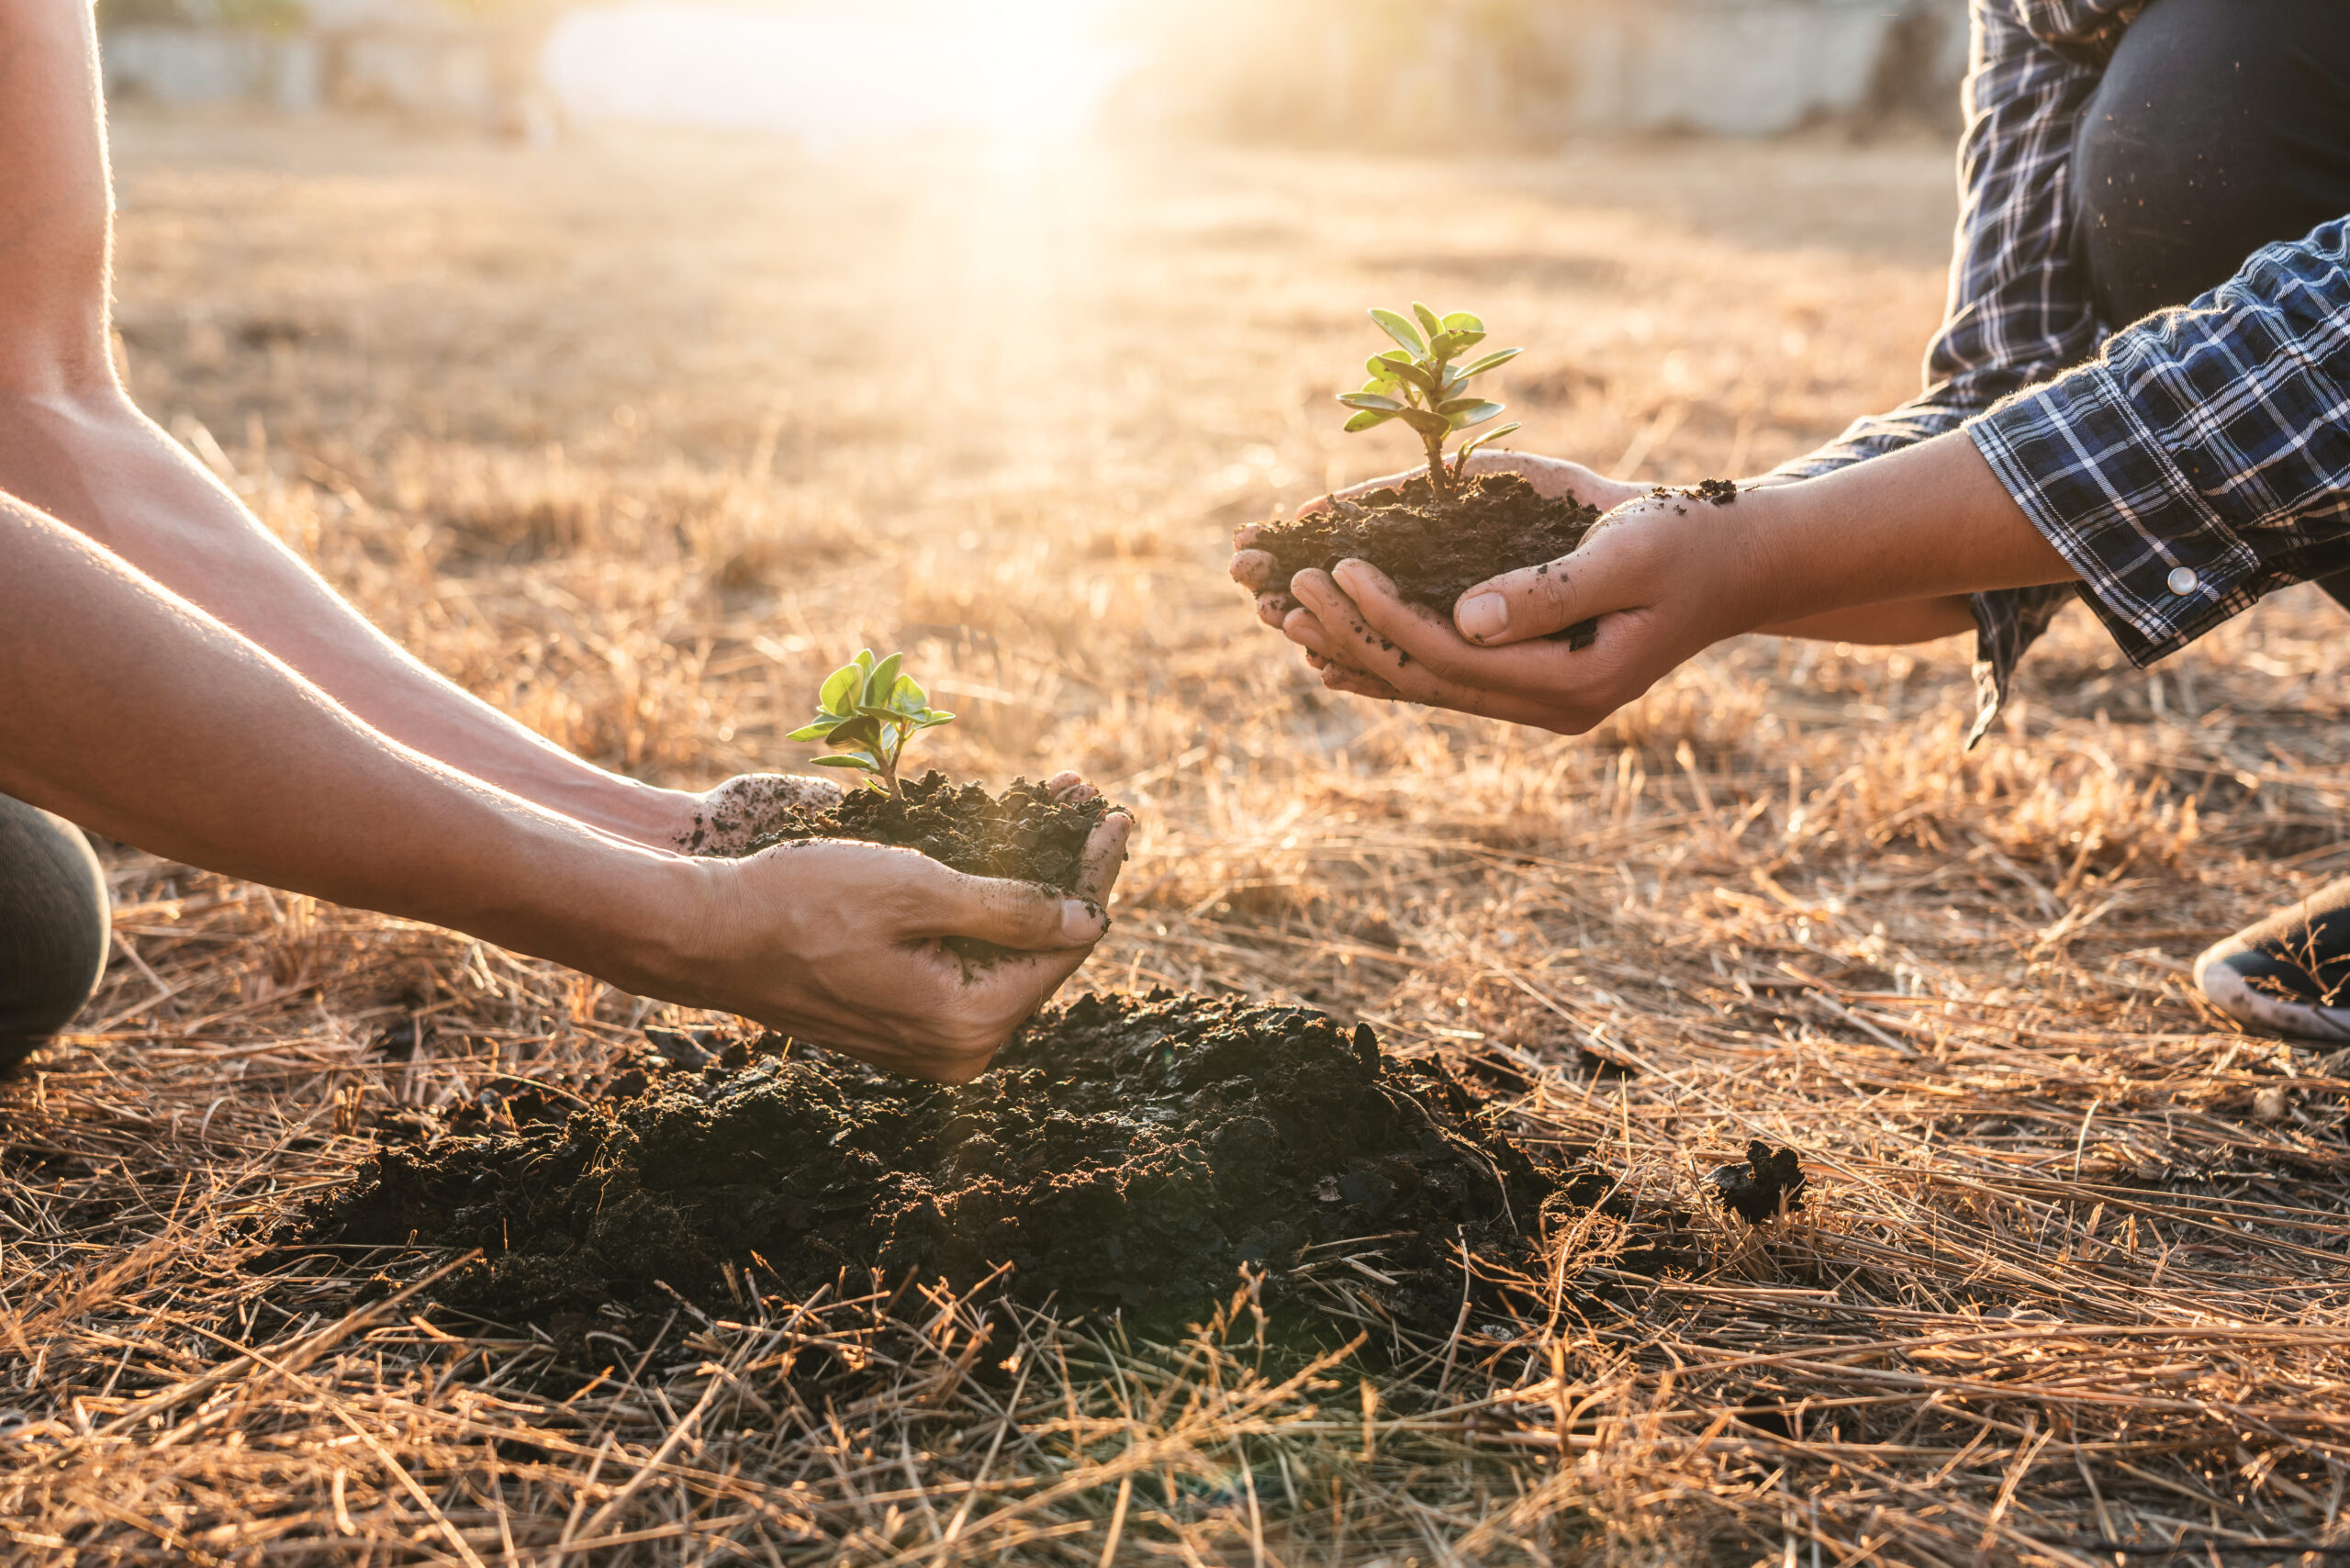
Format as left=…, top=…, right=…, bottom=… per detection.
left=0, top=793, right=109, bottom=1072
left=2075, top=0, right=2350, bottom=608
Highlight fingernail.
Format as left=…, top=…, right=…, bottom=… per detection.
left=1061, top=899, right=1104, bottom=943
left=1459, top=592, right=1507, bottom=641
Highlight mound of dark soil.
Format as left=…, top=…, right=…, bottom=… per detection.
left=284, top=992, right=1631, bottom=1329
left=1251, top=472, right=1605, bottom=647
left=701, top=770, right=1111, bottom=892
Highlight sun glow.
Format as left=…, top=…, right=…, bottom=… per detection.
left=543, top=0, right=1134, bottom=146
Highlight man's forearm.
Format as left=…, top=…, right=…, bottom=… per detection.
left=0, top=492, right=698, bottom=987
left=0, top=388, right=694, bottom=845
left=1735, top=431, right=2076, bottom=626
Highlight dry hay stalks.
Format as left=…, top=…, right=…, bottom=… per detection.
left=9, top=115, right=2350, bottom=1564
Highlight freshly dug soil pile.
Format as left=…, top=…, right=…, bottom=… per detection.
left=285, top=992, right=1627, bottom=1329
left=699, top=769, right=1110, bottom=890
left=1252, top=472, right=1604, bottom=647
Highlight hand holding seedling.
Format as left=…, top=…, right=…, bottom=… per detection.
left=1230, top=302, right=1646, bottom=633
left=1229, top=454, right=1648, bottom=631
left=1268, top=434, right=2063, bottom=734
left=679, top=786, right=1132, bottom=1082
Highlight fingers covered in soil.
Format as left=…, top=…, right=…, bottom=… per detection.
left=281, top=992, right=1664, bottom=1337
left=1228, top=527, right=1294, bottom=628
left=677, top=773, right=846, bottom=856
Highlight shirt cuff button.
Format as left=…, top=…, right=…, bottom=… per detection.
left=2165, top=566, right=2199, bottom=596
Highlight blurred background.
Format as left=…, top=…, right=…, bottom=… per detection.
left=97, top=0, right=1968, bottom=146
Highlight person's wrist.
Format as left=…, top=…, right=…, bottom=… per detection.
left=559, top=775, right=701, bottom=850
left=1707, top=482, right=1813, bottom=637
left=574, top=846, right=723, bottom=1007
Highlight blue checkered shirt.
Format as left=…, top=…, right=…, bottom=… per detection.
left=1770, top=0, right=2350, bottom=744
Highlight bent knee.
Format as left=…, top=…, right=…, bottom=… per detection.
left=0, top=794, right=109, bottom=1051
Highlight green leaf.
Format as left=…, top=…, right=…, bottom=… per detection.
left=1358, top=376, right=1400, bottom=397
left=817, top=663, right=861, bottom=715
left=1337, top=392, right=1404, bottom=412
left=1430, top=330, right=1485, bottom=359
left=853, top=649, right=876, bottom=674
left=1369, top=308, right=1425, bottom=358
left=1398, top=408, right=1452, bottom=438
left=825, top=713, right=884, bottom=748
left=1436, top=396, right=1493, bottom=415
left=1440, top=310, right=1484, bottom=333
left=1343, top=408, right=1399, bottom=432
left=785, top=722, right=834, bottom=743
left=864, top=652, right=903, bottom=704
left=1455, top=421, right=1522, bottom=466
left=810, top=754, right=877, bottom=770
left=1382, top=360, right=1438, bottom=395
left=1458, top=347, right=1522, bottom=377
left=1366, top=352, right=1413, bottom=379
left=916, top=710, right=956, bottom=726
left=889, top=673, right=929, bottom=712
left=1411, top=302, right=1444, bottom=342
left=1444, top=400, right=1505, bottom=430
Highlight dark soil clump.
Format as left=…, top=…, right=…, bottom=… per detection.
left=1707, top=1140, right=1807, bottom=1223
left=714, top=769, right=1109, bottom=891
left=283, top=992, right=1629, bottom=1330
left=1251, top=472, right=1604, bottom=647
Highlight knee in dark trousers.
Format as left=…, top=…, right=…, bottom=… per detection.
left=2075, top=0, right=2350, bottom=609
left=2075, top=0, right=2350, bottom=327
left=0, top=793, right=109, bottom=1072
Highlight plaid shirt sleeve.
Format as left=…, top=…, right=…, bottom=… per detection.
left=1971, top=225, right=2350, bottom=678
left=1764, top=0, right=2131, bottom=744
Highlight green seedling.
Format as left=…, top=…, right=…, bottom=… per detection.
left=1337, top=303, right=1523, bottom=503
left=788, top=649, right=955, bottom=799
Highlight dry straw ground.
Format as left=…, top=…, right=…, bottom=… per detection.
left=6, top=111, right=2350, bottom=1565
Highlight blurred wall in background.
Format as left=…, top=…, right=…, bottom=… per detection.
left=99, top=0, right=556, bottom=134
left=1117, top=0, right=1969, bottom=142
left=95, top=0, right=1971, bottom=143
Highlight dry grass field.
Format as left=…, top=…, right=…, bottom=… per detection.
left=7, top=109, right=2350, bottom=1564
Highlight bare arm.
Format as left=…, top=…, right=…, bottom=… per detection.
left=0, top=394, right=707, bottom=844
left=0, top=492, right=1128, bottom=1081
left=0, top=2, right=695, bottom=846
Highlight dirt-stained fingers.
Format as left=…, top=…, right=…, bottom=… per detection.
left=1281, top=567, right=1413, bottom=677
left=1070, top=809, right=1134, bottom=907
left=1451, top=555, right=1594, bottom=646
left=1044, top=771, right=1098, bottom=805
left=1319, top=664, right=1406, bottom=701
left=1446, top=499, right=1669, bottom=648
left=1229, top=541, right=1299, bottom=628
left=910, top=857, right=1109, bottom=951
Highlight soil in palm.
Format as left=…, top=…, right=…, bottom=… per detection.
left=281, top=991, right=1659, bottom=1332
left=698, top=769, right=1110, bottom=890
left=1251, top=472, right=1605, bottom=647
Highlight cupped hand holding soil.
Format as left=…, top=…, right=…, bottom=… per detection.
left=641, top=773, right=1131, bottom=1083
left=1230, top=451, right=1645, bottom=633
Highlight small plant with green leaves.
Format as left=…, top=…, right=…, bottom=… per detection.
left=788, top=650, right=955, bottom=800
left=1337, top=303, right=1522, bottom=503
